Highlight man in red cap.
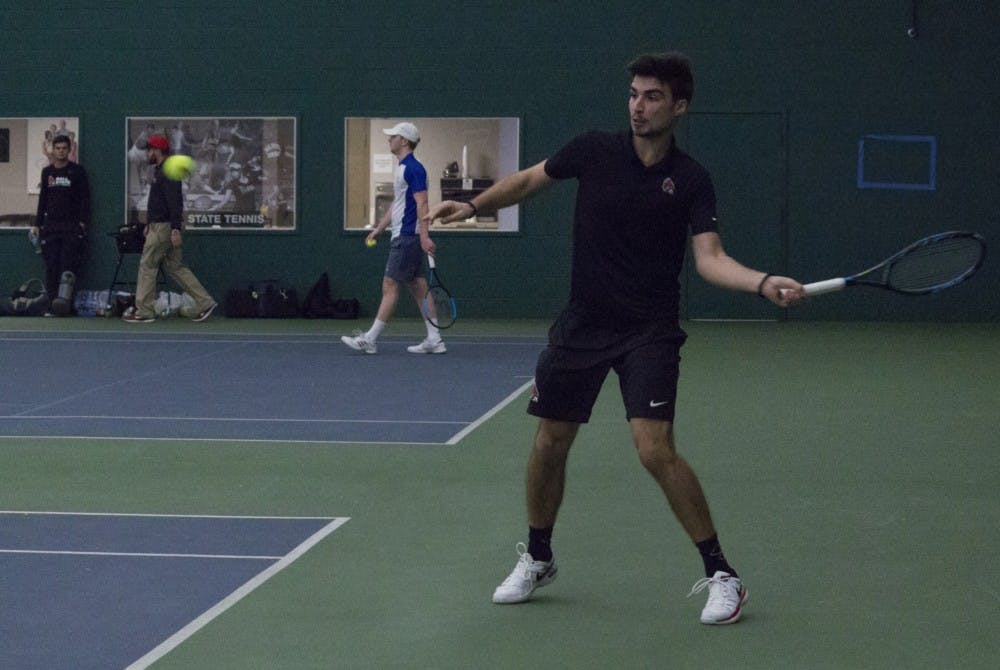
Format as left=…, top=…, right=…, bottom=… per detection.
left=123, top=134, right=217, bottom=323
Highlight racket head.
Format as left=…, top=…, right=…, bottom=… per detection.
left=423, top=254, right=457, bottom=328
left=879, top=231, right=986, bottom=294
left=423, top=285, right=457, bottom=328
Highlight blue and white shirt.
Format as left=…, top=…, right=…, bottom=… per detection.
left=390, top=153, right=428, bottom=239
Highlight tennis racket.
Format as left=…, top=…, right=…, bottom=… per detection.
left=803, top=231, right=986, bottom=296
left=422, top=255, right=457, bottom=328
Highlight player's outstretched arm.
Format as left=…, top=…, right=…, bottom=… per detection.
left=691, top=231, right=804, bottom=307
left=424, top=160, right=553, bottom=225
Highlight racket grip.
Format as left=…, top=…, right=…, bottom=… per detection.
left=427, top=255, right=436, bottom=269
left=803, top=278, right=847, bottom=296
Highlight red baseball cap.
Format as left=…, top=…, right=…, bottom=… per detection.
left=146, top=135, right=169, bottom=151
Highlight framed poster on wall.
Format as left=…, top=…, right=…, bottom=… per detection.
left=28, top=118, right=80, bottom=194
left=0, top=117, right=80, bottom=228
left=125, top=116, right=296, bottom=231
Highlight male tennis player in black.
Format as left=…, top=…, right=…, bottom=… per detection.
left=424, top=52, right=804, bottom=624
left=33, top=134, right=90, bottom=315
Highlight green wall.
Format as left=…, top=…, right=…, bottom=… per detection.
left=2, top=1, right=996, bottom=321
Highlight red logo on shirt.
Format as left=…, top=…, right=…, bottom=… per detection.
left=661, top=177, right=676, bottom=195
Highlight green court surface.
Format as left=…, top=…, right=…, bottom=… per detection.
left=2, top=318, right=998, bottom=669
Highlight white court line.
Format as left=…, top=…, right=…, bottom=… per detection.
left=0, top=510, right=339, bottom=521
left=0, top=415, right=467, bottom=425
left=0, top=371, right=536, bottom=445
left=0, top=549, right=281, bottom=560
left=0, top=334, right=546, bottom=346
left=445, top=378, right=534, bottom=445
left=0, top=511, right=337, bottom=560
left=8, top=343, right=249, bottom=418
left=1, top=512, right=351, bottom=665
left=0, top=510, right=335, bottom=520
left=2, top=334, right=544, bottom=444
left=0, top=434, right=451, bottom=446
left=124, top=516, right=350, bottom=670
left=0, top=380, right=526, bottom=444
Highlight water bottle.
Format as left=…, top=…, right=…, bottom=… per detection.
left=51, top=270, right=76, bottom=316
left=28, top=228, right=41, bottom=254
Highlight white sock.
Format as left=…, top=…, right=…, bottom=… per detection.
left=366, top=319, right=387, bottom=342
left=425, top=322, right=441, bottom=342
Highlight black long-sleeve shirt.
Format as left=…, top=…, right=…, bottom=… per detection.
left=146, top=162, right=184, bottom=229
left=35, top=161, right=90, bottom=233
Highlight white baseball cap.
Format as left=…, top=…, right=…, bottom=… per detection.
left=382, top=122, right=420, bottom=143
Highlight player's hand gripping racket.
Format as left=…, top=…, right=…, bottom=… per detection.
left=423, top=255, right=457, bottom=328
left=803, top=231, right=986, bottom=296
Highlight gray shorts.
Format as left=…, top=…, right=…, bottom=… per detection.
left=384, top=235, right=424, bottom=283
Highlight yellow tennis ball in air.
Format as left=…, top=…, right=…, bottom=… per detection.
left=366, top=238, right=377, bottom=248
left=162, top=154, right=196, bottom=181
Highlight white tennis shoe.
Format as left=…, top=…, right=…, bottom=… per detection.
left=340, top=331, right=376, bottom=354
left=407, top=338, right=447, bottom=354
left=492, top=542, right=558, bottom=604
left=687, top=571, right=748, bottom=624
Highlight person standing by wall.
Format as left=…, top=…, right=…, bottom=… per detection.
left=341, top=122, right=444, bottom=354
left=32, top=134, right=90, bottom=315
left=123, top=134, right=217, bottom=323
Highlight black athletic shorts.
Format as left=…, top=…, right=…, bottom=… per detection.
left=385, top=235, right=423, bottom=283
left=527, top=313, right=687, bottom=423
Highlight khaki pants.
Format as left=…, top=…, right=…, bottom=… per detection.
left=135, top=222, right=214, bottom=318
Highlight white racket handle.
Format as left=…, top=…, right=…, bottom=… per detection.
left=803, top=278, right=847, bottom=296
left=427, top=255, right=436, bottom=269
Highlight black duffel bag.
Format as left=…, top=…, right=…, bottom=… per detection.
left=225, top=280, right=299, bottom=318
left=0, top=278, right=50, bottom=316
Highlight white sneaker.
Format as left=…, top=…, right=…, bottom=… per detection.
left=407, top=338, right=447, bottom=354
left=341, top=331, right=376, bottom=354
left=687, top=571, right=748, bottom=624
left=492, top=542, right=558, bottom=604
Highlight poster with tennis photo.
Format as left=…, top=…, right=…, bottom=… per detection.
left=27, top=118, right=80, bottom=194
left=125, top=116, right=296, bottom=231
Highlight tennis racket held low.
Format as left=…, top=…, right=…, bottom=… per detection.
left=803, top=278, right=847, bottom=296
left=423, top=255, right=458, bottom=329
left=802, top=231, right=985, bottom=298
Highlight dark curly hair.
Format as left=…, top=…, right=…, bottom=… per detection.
left=627, top=52, right=694, bottom=102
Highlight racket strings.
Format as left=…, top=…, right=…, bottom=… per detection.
left=425, top=286, right=456, bottom=327
left=431, top=287, right=453, bottom=315
left=887, top=237, right=983, bottom=291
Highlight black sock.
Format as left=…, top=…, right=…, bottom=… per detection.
left=527, top=526, right=553, bottom=562
left=696, top=534, right=737, bottom=578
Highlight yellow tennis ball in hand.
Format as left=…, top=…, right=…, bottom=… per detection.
left=163, top=155, right=196, bottom=181
left=366, top=238, right=377, bottom=248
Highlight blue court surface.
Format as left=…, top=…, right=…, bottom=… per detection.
left=0, top=511, right=349, bottom=670
left=0, top=326, right=547, bottom=668
left=0, top=332, right=544, bottom=444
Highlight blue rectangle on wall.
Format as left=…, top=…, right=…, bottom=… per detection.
left=857, top=134, right=936, bottom=190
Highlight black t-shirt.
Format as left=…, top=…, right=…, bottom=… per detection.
left=36, top=161, right=90, bottom=232
left=147, top=163, right=184, bottom=228
left=543, top=130, right=717, bottom=347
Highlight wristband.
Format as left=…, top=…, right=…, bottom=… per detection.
left=756, top=273, right=773, bottom=298
left=467, top=201, right=478, bottom=218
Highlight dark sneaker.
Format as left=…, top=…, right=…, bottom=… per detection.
left=192, top=302, right=218, bottom=322
left=122, top=308, right=155, bottom=324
